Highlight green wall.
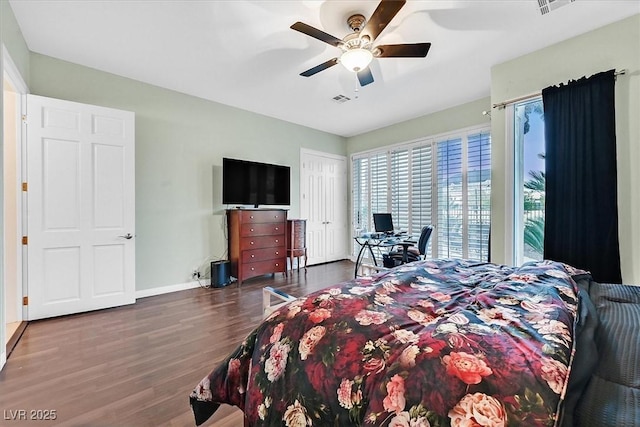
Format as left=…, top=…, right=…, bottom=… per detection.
left=28, top=53, right=346, bottom=290
left=490, top=14, right=640, bottom=283
left=346, top=97, right=491, bottom=156
left=1, top=0, right=30, bottom=82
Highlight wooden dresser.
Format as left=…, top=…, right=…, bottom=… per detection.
left=287, top=219, right=307, bottom=273
left=227, top=209, right=287, bottom=285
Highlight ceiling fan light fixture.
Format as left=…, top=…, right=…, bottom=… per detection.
left=340, top=48, right=373, bottom=72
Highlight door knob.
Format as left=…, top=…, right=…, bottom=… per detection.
left=118, top=233, right=134, bottom=240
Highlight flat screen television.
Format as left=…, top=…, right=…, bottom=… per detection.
left=222, top=157, right=290, bottom=208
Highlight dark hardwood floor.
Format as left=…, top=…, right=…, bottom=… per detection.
left=0, top=260, right=355, bottom=426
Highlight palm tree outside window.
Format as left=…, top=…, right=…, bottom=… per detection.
left=514, top=98, right=546, bottom=264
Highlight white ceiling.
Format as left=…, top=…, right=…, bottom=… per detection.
left=9, top=1, right=640, bottom=137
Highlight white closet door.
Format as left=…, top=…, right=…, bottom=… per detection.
left=300, top=150, right=347, bottom=265
left=26, top=94, right=135, bottom=320
left=301, top=153, right=326, bottom=265
left=322, top=156, right=348, bottom=262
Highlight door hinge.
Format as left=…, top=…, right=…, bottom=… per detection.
left=22, top=114, right=27, bottom=123
left=23, top=296, right=28, bottom=306
left=22, top=182, right=28, bottom=191
left=22, top=236, right=28, bottom=245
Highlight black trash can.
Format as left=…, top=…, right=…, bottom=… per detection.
left=210, top=260, right=231, bottom=287
left=382, top=254, right=396, bottom=268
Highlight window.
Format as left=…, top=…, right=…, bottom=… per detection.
left=352, top=127, right=491, bottom=261
left=370, top=153, right=388, bottom=215
left=437, top=138, right=463, bottom=258
left=467, top=132, right=492, bottom=261
left=391, top=148, right=409, bottom=232
left=411, top=145, right=433, bottom=256
left=511, top=98, right=546, bottom=265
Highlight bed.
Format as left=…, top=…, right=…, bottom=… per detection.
left=189, top=258, right=639, bottom=426
left=574, top=282, right=640, bottom=426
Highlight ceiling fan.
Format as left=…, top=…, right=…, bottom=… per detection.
left=291, top=0, right=431, bottom=87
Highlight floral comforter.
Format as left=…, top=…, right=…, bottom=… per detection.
left=190, top=259, right=585, bottom=426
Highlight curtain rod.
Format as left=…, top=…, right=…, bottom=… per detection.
left=492, top=69, right=627, bottom=110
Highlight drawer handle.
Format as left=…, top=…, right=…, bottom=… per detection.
left=250, top=241, right=255, bottom=245
left=275, top=251, right=279, bottom=255
left=251, top=254, right=255, bottom=258
left=275, top=239, right=279, bottom=243
left=250, top=228, right=254, bottom=232
left=275, top=263, right=279, bottom=267
left=251, top=267, right=255, bottom=271
left=250, top=215, right=254, bottom=219
left=275, top=227, right=279, bottom=231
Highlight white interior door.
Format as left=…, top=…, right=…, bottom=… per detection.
left=26, top=94, right=135, bottom=320
left=323, top=157, right=348, bottom=262
left=300, top=150, right=347, bottom=265
left=302, top=154, right=326, bottom=265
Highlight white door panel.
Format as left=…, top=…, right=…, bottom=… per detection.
left=93, top=244, right=125, bottom=296
left=43, top=138, right=81, bottom=230
left=27, top=94, right=135, bottom=320
left=94, top=144, right=125, bottom=228
left=300, top=150, right=347, bottom=265
left=43, top=247, right=81, bottom=302
left=302, top=157, right=324, bottom=265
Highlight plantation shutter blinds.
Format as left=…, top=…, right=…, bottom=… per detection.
left=351, top=126, right=490, bottom=261
left=352, top=157, right=368, bottom=231
left=352, top=157, right=368, bottom=254
left=370, top=153, right=388, bottom=220
left=466, top=132, right=491, bottom=261
left=391, top=149, right=409, bottom=232
left=410, top=145, right=433, bottom=256
left=437, top=138, right=463, bottom=259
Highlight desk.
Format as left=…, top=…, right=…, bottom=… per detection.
left=353, top=233, right=416, bottom=277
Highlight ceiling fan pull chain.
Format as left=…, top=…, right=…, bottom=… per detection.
left=354, top=73, right=360, bottom=99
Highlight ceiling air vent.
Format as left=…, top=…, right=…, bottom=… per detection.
left=332, top=94, right=351, bottom=104
left=538, top=0, right=576, bottom=15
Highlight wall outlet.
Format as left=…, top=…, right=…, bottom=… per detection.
left=192, top=270, right=201, bottom=279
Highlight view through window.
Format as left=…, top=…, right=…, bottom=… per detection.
left=514, top=98, right=546, bottom=264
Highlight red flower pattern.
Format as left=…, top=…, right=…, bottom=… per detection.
left=383, top=374, right=406, bottom=415
left=443, top=351, right=493, bottom=385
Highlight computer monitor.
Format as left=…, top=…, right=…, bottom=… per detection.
left=373, top=213, right=394, bottom=233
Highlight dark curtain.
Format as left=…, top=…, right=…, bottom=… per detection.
left=542, top=69, right=622, bottom=283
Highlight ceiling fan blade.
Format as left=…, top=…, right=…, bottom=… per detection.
left=300, top=58, right=339, bottom=77
left=375, top=43, right=431, bottom=58
left=291, top=22, right=343, bottom=47
left=357, top=67, right=374, bottom=86
left=361, top=0, right=406, bottom=42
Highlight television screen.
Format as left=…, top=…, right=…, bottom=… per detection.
left=222, top=158, right=290, bottom=207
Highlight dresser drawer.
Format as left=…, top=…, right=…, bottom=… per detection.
left=228, top=208, right=288, bottom=285
left=241, top=222, right=284, bottom=237
left=240, top=210, right=286, bottom=223
left=241, top=259, right=286, bottom=278
left=240, top=235, right=284, bottom=250
left=242, top=246, right=285, bottom=263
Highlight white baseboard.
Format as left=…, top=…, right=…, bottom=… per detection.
left=136, top=280, right=202, bottom=299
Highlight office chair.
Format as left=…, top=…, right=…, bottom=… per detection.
left=386, top=225, right=434, bottom=266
